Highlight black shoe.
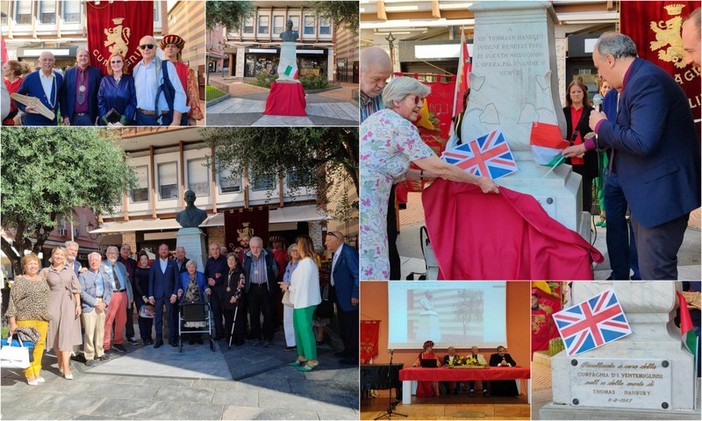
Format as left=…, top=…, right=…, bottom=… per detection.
left=196, top=337, right=203, bottom=344
left=170, top=341, right=179, bottom=348
left=97, top=354, right=109, bottom=361
left=483, top=390, right=490, bottom=397
left=154, top=340, right=163, bottom=348
left=469, top=389, right=475, bottom=397
left=113, top=344, right=127, bottom=353
left=284, top=346, right=296, bottom=351
left=85, top=359, right=96, bottom=367
left=127, top=337, right=139, bottom=345
left=143, top=339, right=153, bottom=345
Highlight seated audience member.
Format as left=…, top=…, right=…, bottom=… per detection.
left=413, top=340, right=442, bottom=397
left=489, top=345, right=519, bottom=396
left=466, top=345, right=489, bottom=397
left=442, top=346, right=462, bottom=395
left=176, top=260, right=211, bottom=345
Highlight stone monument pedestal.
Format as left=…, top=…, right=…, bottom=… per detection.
left=176, top=227, right=207, bottom=272
left=264, top=81, right=307, bottom=116
left=465, top=1, right=590, bottom=241
left=539, top=281, right=699, bottom=420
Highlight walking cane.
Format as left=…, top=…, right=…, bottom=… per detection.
left=228, top=300, right=239, bottom=350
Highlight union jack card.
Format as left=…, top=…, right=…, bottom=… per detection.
left=553, top=288, right=632, bottom=356
left=441, top=128, right=517, bottom=180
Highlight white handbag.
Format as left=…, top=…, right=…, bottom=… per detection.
left=0, top=337, right=31, bottom=369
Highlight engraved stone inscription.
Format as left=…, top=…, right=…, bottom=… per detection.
left=569, top=358, right=672, bottom=409
left=473, top=33, right=547, bottom=76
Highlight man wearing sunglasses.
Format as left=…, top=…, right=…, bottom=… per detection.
left=60, top=48, right=103, bottom=126
left=132, top=35, right=189, bottom=126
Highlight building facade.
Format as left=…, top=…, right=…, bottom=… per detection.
left=92, top=127, right=355, bottom=262
left=212, top=1, right=358, bottom=82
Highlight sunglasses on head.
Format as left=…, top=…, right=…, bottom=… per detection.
left=139, top=44, right=155, bottom=50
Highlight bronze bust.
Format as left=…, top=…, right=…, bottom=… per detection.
left=176, top=190, right=207, bottom=228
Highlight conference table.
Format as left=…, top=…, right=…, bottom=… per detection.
left=399, top=366, right=531, bottom=405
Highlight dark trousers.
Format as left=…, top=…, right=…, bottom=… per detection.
left=338, top=308, right=359, bottom=361
left=136, top=110, right=159, bottom=126
left=247, top=284, right=274, bottom=341
left=136, top=296, right=153, bottom=342
left=154, top=297, right=174, bottom=343
left=224, top=298, right=247, bottom=345
left=631, top=213, right=689, bottom=280
left=209, top=286, right=225, bottom=338
left=170, top=300, right=180, bottom=340
left=387, top=185, right=401, bottom=280
left=604, top=170, right=640, bottom=280
left=125, top=298, right=135, bottom=339
left=70, top=113, right=94, bottom=126
left=581, top=175, right=594, bottom=214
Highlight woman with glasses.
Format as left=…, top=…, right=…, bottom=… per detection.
left=97, top=52, right=136, bottom=126
left=360, top=76, right=499, bottom=280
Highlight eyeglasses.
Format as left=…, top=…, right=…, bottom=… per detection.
left=139, top=44, right=155, bottom=50
left=410, top=95, right=422, bottom=105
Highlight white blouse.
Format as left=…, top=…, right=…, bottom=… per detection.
left=289, top=257, right=322, bottom=309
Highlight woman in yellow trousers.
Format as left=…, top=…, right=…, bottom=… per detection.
left=6, top=254, right=51, bottom=385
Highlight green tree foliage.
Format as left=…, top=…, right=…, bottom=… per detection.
left=1, top=128, right=135, bottom=275
left=202, top=127, right=358, bottom=220
left=312, top=1, right=359, bottom=35
left=206, top=0, right=255, bottom=31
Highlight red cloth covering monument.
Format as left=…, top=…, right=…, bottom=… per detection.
left=422, top=179, right=604, bottom=280
left=264, top=81, right=307, bottom=116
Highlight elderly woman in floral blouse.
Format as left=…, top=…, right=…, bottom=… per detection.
left=359, top=76, right=499, bottom=280
left=6, top=254, right=51, bottom=385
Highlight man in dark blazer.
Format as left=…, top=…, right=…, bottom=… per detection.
left=488, top=346, right=519, bottom=396
left=325, top=231, right=359, bottom=364
left=16, top=51, right=62, bottom=126
left=148, top=243, right=179, bottom=348
left=564, top=32, right=700, bottom=279
left=60, top=48, right=102, bottom=126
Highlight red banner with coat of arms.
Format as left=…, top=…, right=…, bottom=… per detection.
left=86, top=1, right=154, bottom=75
left=360, top=320, right=381, bottom=363
left=620, top=1, right=701, bottom=126
left=224, top=207, right=270, bottom=254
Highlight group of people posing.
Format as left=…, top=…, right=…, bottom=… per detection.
left=2, top=33, right=202, bottom=127
left=5, top=232, right=360, bottom=385
left=414, top=341, right=519, bottom=398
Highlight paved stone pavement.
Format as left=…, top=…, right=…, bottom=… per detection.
left=396, top=192, right=701, bottom=280
left=206, top=81, right=359, bottom=127
left=0, top=331, right=359, bottom=420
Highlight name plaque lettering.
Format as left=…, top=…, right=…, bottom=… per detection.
left=569, top=358, right=672, bottom=410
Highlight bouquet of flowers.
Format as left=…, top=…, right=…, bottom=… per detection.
left=452, top=355, right=486, bottom=369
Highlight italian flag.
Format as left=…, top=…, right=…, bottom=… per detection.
left=676, top=291, right=698, bottom=355
left=529, top=122, right=569, bottom=167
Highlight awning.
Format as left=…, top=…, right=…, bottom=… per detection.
left=207, top=51, right=226, bottom=59
left=90, top=205, right=329, bottom=234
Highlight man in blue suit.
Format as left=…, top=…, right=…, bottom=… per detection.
left=148, top=243, right=179, bottom=348
left=564, top=32, right=701, bottom=279
left=16, top=51, right=62, bottom=126
left=60, top=48, right=102, bottom=126
left=326, top=231, right=359, bottom=364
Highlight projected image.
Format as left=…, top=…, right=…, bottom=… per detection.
left=410, top=290, right=484, bottom=344
left=389, top=281, right=505, bottom=349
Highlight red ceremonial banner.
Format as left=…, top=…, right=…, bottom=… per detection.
left=531, top=286, right=561, bottom=355
left=224, top=207, right=270, bottom=254
left=620, top=1, right=701, bottom=126
left=86, top=0, right=154, bottom=75
left=360, top=320, right=380, bottom=363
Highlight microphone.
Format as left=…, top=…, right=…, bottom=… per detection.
left=592, top=93, right=604, bottom=112
left=389, top=349, right=394, bottom=356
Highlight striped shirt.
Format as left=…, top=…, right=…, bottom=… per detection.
left=360, top=92, right=384, bottom=123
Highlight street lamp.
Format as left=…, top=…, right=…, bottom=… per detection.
left=385, top=32, right=396, bottom=70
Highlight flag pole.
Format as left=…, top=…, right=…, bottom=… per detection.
left=541, top=155, right=566, bottom=178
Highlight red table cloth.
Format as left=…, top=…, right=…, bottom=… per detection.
left=264, top=81, right=307, bottom=116
left=399, top=366, right=530, bottom=381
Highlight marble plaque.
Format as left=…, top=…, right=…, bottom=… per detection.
left=569, top=358, right=672, bottom=410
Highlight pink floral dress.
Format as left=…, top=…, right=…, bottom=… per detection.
left=360, top=109, right=434, bottom=280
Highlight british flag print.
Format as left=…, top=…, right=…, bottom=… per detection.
left=441, top=128, right=517, bottom=180
left=553, top=288, right=632, bottom=356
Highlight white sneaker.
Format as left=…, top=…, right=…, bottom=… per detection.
left=27, top=378, right=39, bottom=386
